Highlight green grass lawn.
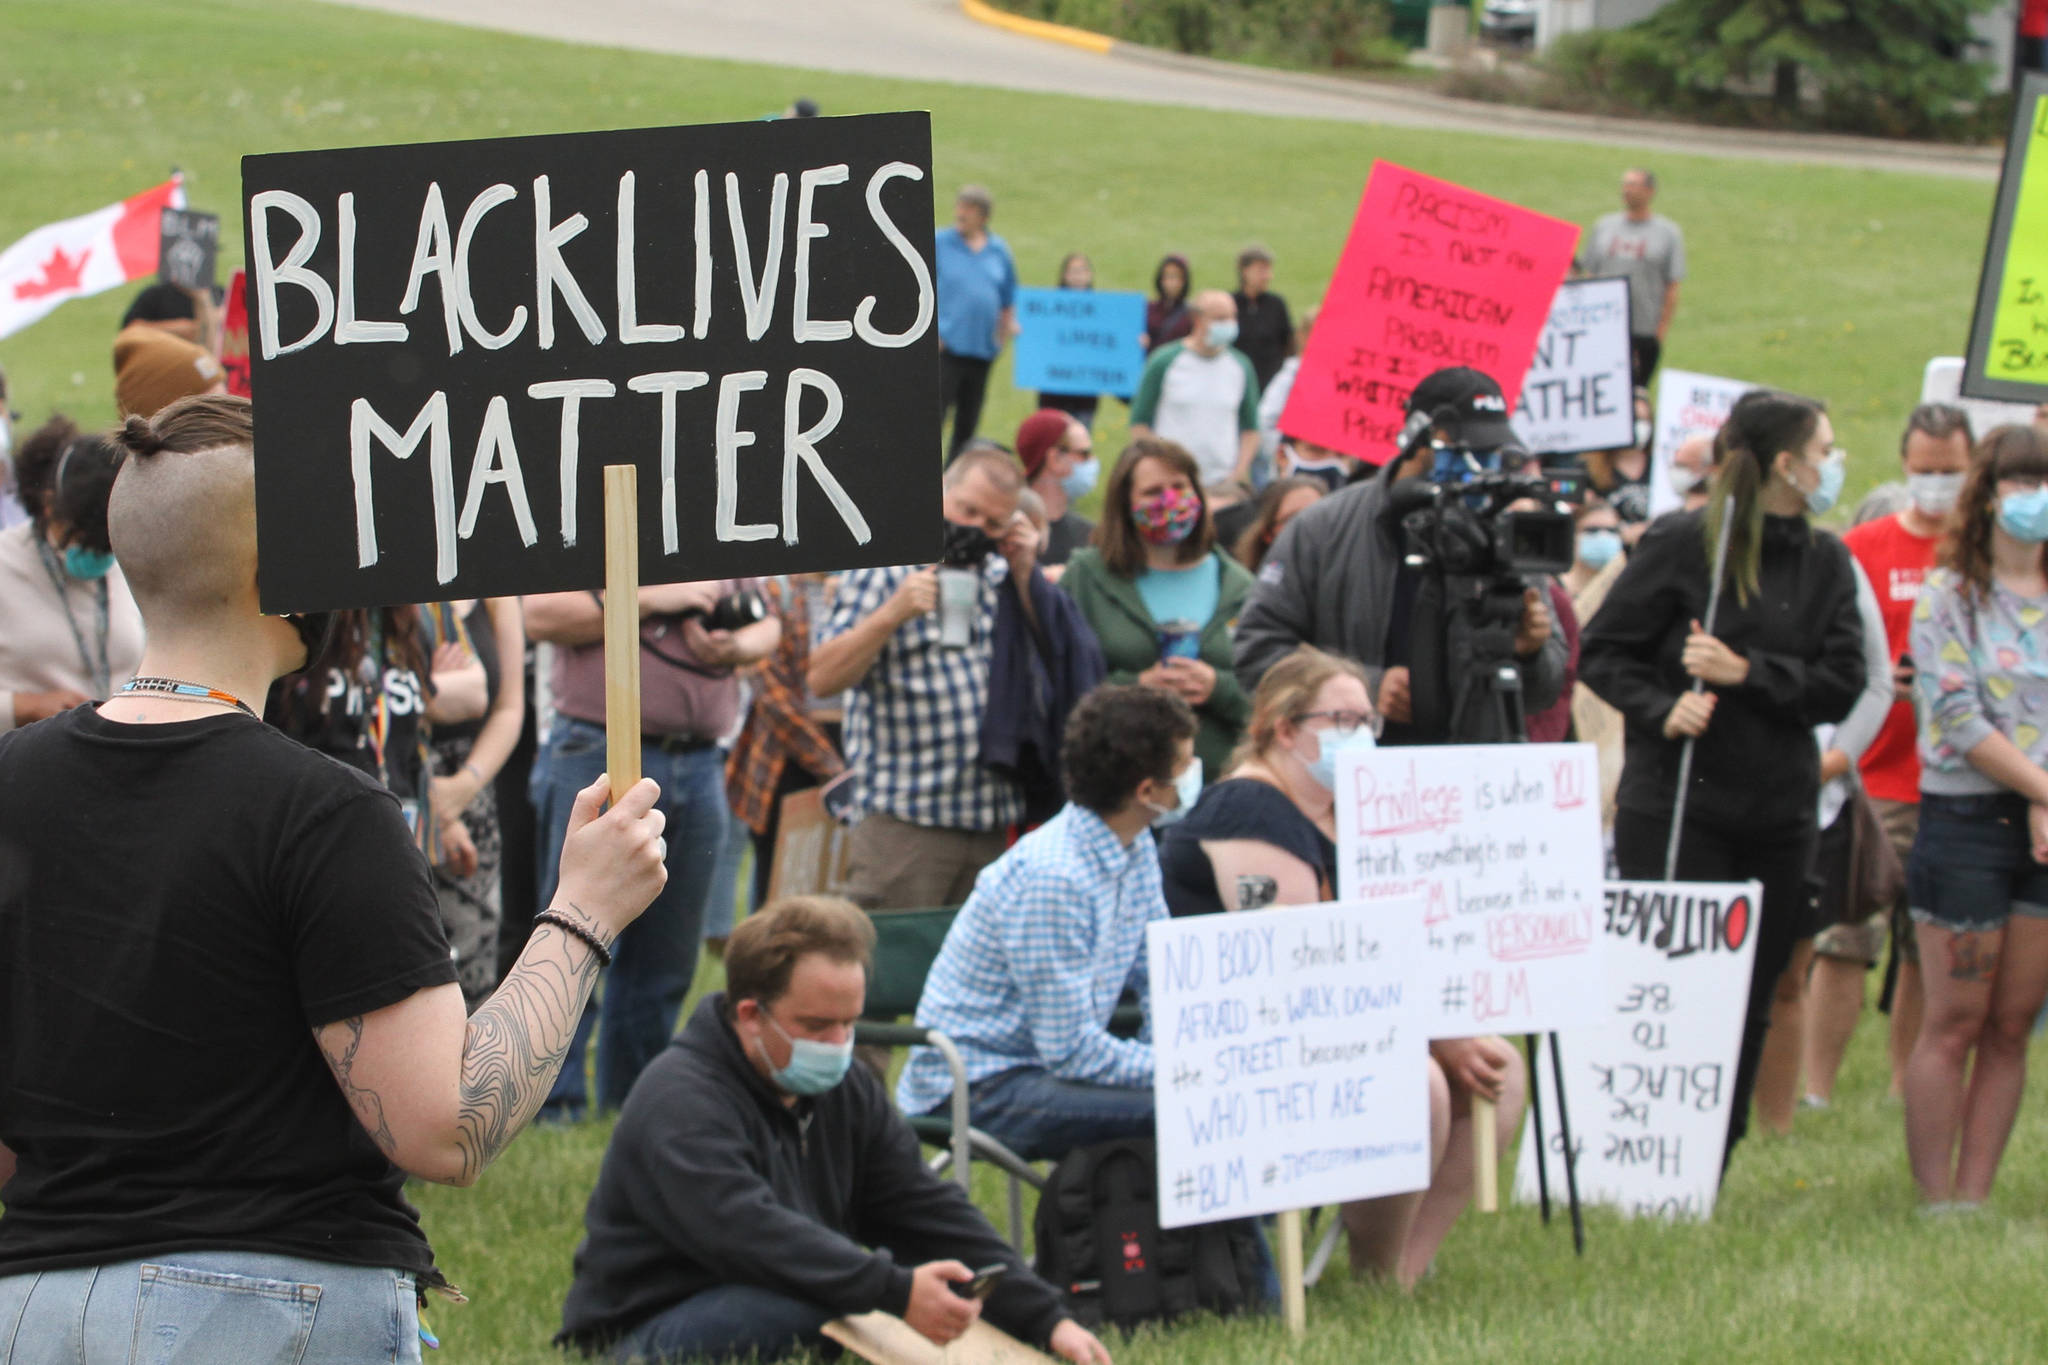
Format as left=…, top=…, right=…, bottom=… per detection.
left=7, top=3, right=2042, bottom=1360
left=423, top=950, right=2048, bottom=1364
left=1, top=0, right=2000, bottom=513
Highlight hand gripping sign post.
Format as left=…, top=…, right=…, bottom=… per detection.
left=1147, top=900, right=1429, bottom=1336
left=1965, top=72, right=2048, bottom=403
left=1512, top=881, right=1760, bottom=1221
left=1335, top=742, right=1605, bottom=1249
left=243, top=115, right=941, bottom=799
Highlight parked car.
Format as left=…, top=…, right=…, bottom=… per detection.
left=1480, top=0, right=1537, bottom=44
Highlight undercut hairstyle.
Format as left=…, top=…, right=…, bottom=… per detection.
left=1060, top=683, right=1197, bottom=814
left=724, top=896, right=877, bottom=1009
left=1941, top=424, right=2048, bottom=607
left=1901, top=402, right=1972, bottom=458
left=107, top=393, right=256, bottom=630
left=1093, top=437, right=1215, bottom=576
left=1228, top=646, right=1371, bottom=775
left=11, top=413, right=81, bottom=531
left=943, top=445, right=1024, bottom=496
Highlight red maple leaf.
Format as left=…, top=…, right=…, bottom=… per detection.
left=12, top=244, right=91, bottom=301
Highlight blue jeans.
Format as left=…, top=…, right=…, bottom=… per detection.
left=967, top=1066, right=1155, bottom=1163
left=535, top=718, right=731, bottom=1115
left=609, top=1285, right=830, bottom=1363
left=0, top=1252, right=419, bottom=1364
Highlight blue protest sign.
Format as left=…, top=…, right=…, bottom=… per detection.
left=1011, top=287, right=1145, bottom=397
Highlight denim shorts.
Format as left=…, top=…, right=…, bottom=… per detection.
left=1908, top=792, right=2048, bottom=933
left=0, top=1251, right=420, bottom=1364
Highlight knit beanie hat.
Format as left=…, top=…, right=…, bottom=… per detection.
left=1015, top=409, right=1072, bottom=479
left=113, top=322, right=224, bottom=417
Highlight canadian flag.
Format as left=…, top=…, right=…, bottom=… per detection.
left=0, top=176, right=187, bottom=341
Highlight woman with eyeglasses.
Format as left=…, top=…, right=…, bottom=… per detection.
left=1156, top=645, right=1524, bottom=1288
left=1902, top=424, right=2048, bottom=1209
left=1580, top=388, right=1866, bottom=1167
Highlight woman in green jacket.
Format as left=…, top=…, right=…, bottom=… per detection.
left=1059, top=436, right=1255, bottom=779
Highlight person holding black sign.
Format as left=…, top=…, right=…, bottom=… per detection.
left=524, top=579, right=781, bottom=1118
left=0, top=394, right=667, bottom=1357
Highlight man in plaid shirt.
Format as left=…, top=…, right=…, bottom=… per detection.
left=811, top=448, right=1046, bottom=910
left=897, top=686, right=1198, bottom=1161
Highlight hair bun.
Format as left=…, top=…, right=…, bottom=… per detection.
left=117, top=414, right=167, bottom=458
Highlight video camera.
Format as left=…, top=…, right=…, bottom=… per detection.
left=1392, top=458, right=1586, bottom=580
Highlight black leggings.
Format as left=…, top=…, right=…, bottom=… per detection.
left=940, top=352, right=993, bottom=460
left=1613, top=806, right=1816, bottom=1168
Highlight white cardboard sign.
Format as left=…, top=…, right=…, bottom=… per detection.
left=1146, top=900, right=1430, bottom=1229
left=1512, top=879, right=1760, bottom=1221
left=1510, top=275, right=1634, bottom=456
left=1647, top=368, right=1754, bottom=517
left=1334, top=743, right=1605, bottom=1038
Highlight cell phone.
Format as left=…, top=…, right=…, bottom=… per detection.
left=952, top=1263, right=1008, bottom=1300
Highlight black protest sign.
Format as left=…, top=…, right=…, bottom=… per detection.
left=1965, top=72, right=2048, bottom=402
left=159, top=208, right=221, bottom=290
left=243, top=113, right=941, bottom=613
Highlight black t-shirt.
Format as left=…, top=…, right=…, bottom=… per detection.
left=1043, top=512, right=1096, bottom=568
left=1158, top=778, right=1336, bottom=917
left=0, top=706, right=457, bottom=1278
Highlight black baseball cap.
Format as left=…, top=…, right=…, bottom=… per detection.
left=1406, top=366, right=1517, bottom=451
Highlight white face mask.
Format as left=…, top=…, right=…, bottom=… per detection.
left=1906, top=471, right=1964, bottom=518
left=1145, top=757, right=1203, bottom=826
left=1668, top=463, right=1705, bottom=497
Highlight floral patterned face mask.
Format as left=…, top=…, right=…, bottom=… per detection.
left=1131, top=485, right=1202, bottom=546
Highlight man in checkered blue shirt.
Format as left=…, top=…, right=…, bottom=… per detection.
left=811, top=448, right=1045, bottom=910
left=897, top=686, right=1198, bottom=1162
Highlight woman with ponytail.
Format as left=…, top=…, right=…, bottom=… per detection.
left=1579, top=389, right=1867, bottom=1164
left=1902, top=424, right=2048, bottom=1209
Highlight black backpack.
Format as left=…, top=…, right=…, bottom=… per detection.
left=1030, top=1138, right=1267, bottom=1332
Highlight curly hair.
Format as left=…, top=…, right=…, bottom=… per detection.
left=1060, top=684, right=1197, bottom=814
left=10, top=414, right=80, bottom=530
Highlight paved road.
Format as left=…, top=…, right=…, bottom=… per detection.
left=338, top=0, right=1999, bottom=180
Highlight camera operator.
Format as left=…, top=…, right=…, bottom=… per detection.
left=1232, top=367, right=1567, bottom=743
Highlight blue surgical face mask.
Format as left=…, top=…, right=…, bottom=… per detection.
left=1997, top=486, right=2048, bottom=543
left=63, top=546, right=115, bottom=581
left=759, top=1010, right=854, bottom=1096
left=1061, top=456, right=1100, bottom=502
left=1307, top=726, right=1374, bottom=791
left=1145, top=758, right=1203, bottom=826
left=1205, top=319, right=1239, bottom=350
left=1798, top=450, right=1846, bottom=517
left=1576, top=528, right=1623, bottom=570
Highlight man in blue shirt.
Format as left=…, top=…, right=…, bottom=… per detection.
left=934, top=185, right=1018, bottom=461
left=898, top=685, right=1198, bottom=1161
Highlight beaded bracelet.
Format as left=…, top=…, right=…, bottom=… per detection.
left=536, top=908, right=614, bottom=968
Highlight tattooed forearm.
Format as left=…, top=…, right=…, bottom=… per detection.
left=450, top=921, right=605, bottom=1183
left=322, top=1015, right=400, bottom=1159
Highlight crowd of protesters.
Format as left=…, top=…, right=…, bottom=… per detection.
left=4, top=163, right=2046, bottom=1364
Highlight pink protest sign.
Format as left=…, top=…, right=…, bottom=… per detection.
left=1280, top=161, right=1580, bottom=464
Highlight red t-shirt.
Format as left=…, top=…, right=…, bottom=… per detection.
left=1842, top=513, right=1941, bottom=803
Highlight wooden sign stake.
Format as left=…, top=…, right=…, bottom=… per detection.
left=1473, top=1095, right=1499, bottom=1213
left=1276, top=1207, right=1307, bottom=1337
left=603, top=464, right=642, bottom=805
